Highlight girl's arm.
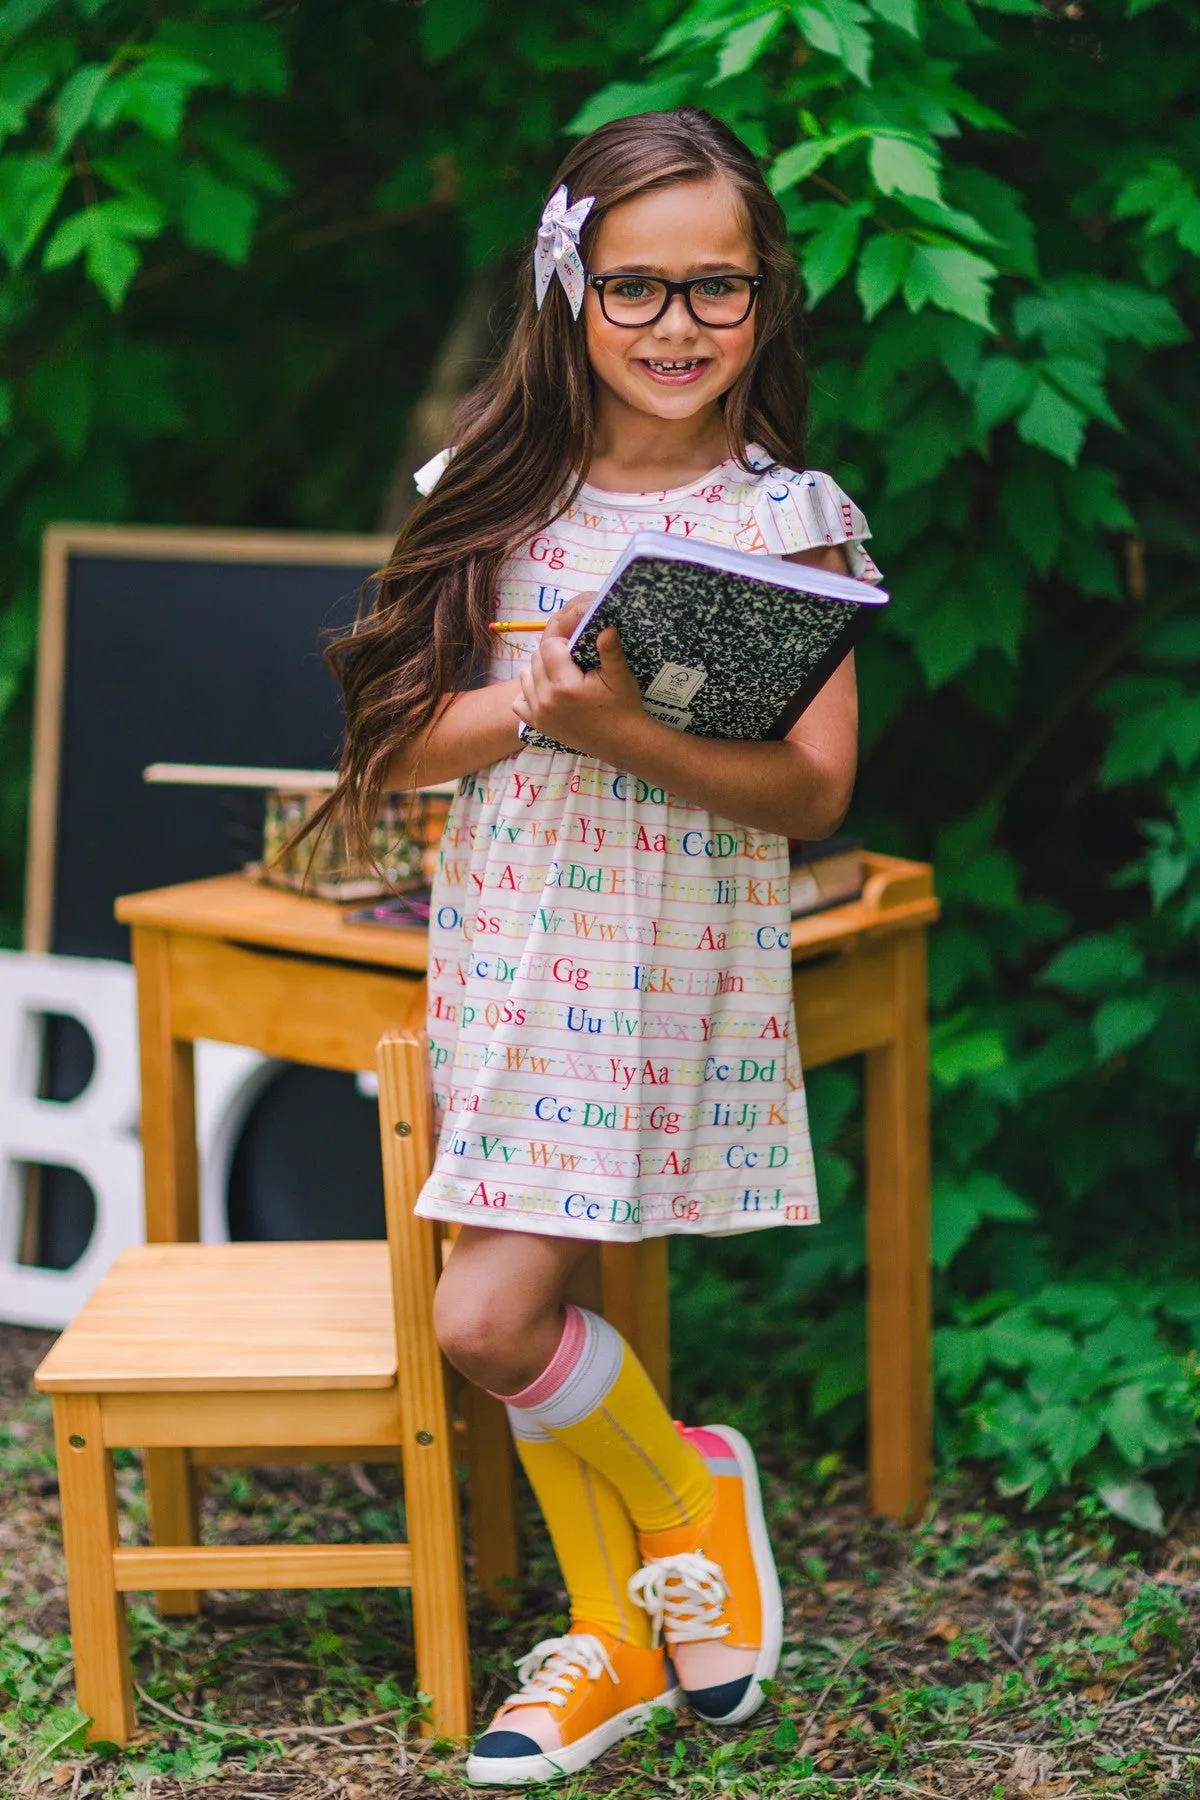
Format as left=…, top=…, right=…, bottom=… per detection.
left=384, top=679, right=524, bottom=790
left=514, top=546, right=859, bottom=840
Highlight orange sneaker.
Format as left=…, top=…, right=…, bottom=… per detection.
left=466, top=1624, right=680, bottom=1785
left=628, top=1424, right=782, bottom=1726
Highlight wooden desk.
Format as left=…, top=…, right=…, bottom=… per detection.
left=116, top=854, right=938, bottom=1526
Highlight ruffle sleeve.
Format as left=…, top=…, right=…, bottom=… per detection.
left=741, top=465, right=882, bottom=585
left=413, top=446, right=452, bottom=497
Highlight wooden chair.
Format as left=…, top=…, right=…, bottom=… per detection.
left=34, top=1030, right=492, bottom=1747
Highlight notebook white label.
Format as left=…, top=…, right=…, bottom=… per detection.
left=644, top=662, right=708, bottom=707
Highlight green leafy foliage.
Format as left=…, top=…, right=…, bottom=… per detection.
left=938, top=1281, right=1200, bottom=1524
left=1, top=0, right=1199, bottom=1527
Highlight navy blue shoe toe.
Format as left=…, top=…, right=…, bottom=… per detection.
left=470, top=1728, right=545, bottom=1760
left=684, top=1674, right=753, bottom=1722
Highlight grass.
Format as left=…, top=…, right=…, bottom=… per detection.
left=1, top=1321, right=1197, bottom=1798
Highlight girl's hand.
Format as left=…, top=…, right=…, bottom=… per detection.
left=512, top=594, right=644, bottom=755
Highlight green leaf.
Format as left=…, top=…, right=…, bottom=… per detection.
left=773, top=1715, right=799, bottom=1752
left=930, top=1018, right=1007, bottom=1086
left=883, top=388, right=973, bottom=495
left=934, top=806, right=1016, bottom=904
left=566, top=75, right=692, bottom=136
left=1092, top=993, right=1165, bottom=1061
left=0, top=37, right=73, bottom=145
left=648, top=0, right=741, bottom=63
left=934, top=1325, right=990, bottom=1399
left=1036, top=1404, right=1103, bottom=1480
left=893, top=192, right=998, bottom=249
left=25, top=351, right=96, bottom=457
left=855, top=232, right=911, bottom=319
left=52, top=60, right=110, bottom=152
left=869, top=134, right=941, bottom=202
left=810, top=1345, right=866, bottom=1415
left=867, top=0, right=918, bottom=35
left=1000, top=462, right=1061, bottom=573
left=1114, top=159, right=1200, bottom=257
left=155, top=21, right=288, bottom=97
left=1017, top=379, right=1087, bottom=465
left=1040, top=932, right=1144, bottom=998
left=973, top=355, right=1035, bottom=431
left=1013, top=276, right=1187, bottom=354
left=986, top=1314, right=1075, bottom=1371
left=768, top=127, right=863, bottom=194
left=935, top=315, right=986, bottom=391
left=43, top=196, right=162, bottom=306
left=82, top=223, right=136, bottom=306
left=1061, top=465, right=1135, bottom=532
left=191, top=118, right=291, bottom=197
left=93, top=54, right=212, bottom=143
left=0, top=152, right=69, bottom=267
left=947, top=167, right=1038, bottom=279
left=798, top=202, right=867, bottom=305
left=1056, top=532, right=1120, bottom=600
left=1097, top=1479, right=1164, bottom=1532
left=792, top=0, right=874, bottom=84
left=903, top=243, right=995, bottom=328
left=1042, top=356, right=1121, bottom=429
left=419, top=0, right=486, bottom=63
left=712, top=10, right=783, bottom=81
left=932, top=1171, right=1035, bottom=1269
left=896, top=543, right=1027, bottom=685
left=1104, top=1385, right=1176, bottom=1466
left=1144, top=619, right=1200, bottom=664
left=1099, top=683, right=1200, bottom=785
left=0, top=0, right=56, bottom=38
left=374, top=155, right=433, bottom=211
left=179, top=164, right=258, bottom=264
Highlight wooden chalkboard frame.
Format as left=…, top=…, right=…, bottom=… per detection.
left=25, top=523, right=392, bottom=954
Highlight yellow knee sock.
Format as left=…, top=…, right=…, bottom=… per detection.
left=509, top=1413, right=651, bottom=1649
left=502, top=1306, right=715, bottom=1539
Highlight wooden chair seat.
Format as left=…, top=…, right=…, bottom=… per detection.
left=35, top=1243, right=399, bottom=1393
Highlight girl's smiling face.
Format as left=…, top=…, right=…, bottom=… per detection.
left=583, top=176, right=760, bottom=426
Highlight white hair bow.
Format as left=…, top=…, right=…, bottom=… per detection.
left=533, top=184, right=595, bottom=319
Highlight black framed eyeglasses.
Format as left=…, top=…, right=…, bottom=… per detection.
left=586, top=272, right=763, bottom=329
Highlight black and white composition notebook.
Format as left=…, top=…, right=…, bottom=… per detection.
left=518, top=529, right=888, bottom=754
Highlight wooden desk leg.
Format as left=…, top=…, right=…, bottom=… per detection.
left=55, top=1395, right=136, bottom=1746
left=131, top=925, right=203, bottom=1613
left=131, top=926, right=199, bottom=1243
left=600, top=1241, right=671, bottom=1405
left=864, top=931, right=932, bottom=1518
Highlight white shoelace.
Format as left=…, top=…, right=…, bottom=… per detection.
left=628, top=1551, right=732, bottom=1647
left=505, top=1633, right=619, bottom=1712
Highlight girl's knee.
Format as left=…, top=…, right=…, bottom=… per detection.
left=433, top=1274, right=529, bottom=1384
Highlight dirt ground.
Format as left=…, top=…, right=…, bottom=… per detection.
left=2, top=1321, right=1197, bottom=1798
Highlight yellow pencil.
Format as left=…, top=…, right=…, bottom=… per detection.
left=489, top=620, right=549, bottom=632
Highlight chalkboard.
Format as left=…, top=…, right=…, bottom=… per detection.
left=24, top=525, right=394, bottom=1264
left=27, top=524, right=392, bottom=962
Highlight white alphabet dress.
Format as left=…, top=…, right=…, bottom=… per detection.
left=412, top=448, right=881, bottom=1242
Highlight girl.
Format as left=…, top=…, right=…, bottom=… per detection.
left=325, top=108, right=880, bottom=1785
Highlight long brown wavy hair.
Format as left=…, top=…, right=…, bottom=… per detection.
left=317, top=107, right=809, bottom=858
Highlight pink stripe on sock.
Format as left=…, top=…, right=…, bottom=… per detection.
left=493, top=1304, right=587, bottom=1408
